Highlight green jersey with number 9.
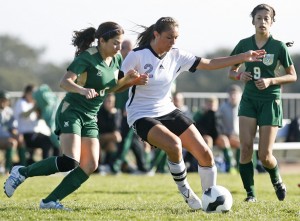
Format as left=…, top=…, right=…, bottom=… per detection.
left=230, top=35, right=293, bottom=101
left=64, top=47, right=122, bottom=116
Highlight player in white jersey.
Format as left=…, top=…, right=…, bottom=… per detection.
left=121, top=17, right=266, bottom=210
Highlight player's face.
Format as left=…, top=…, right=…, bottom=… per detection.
left=156, top=27, right=179, bottom=53
left=253, top=9, right=273, bottom=34
left=0, top=98, right=9, bottom=109
left=229, top=91, right=241, bottom=106
left=101, top=34, right=124, bottom=57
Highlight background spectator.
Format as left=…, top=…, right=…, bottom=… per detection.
left=217, top=84, right=242, bottom=171
left=32, top=84, right=60, bottom=156
left=194, top=96, right=236, bottom=173
left=173, top=92, right=193, bottom=119
left=13, top=84, right=54, bottom=164
left=0, top=90, right=26, bottom=173
left=97, top=93, right=123, bottom=172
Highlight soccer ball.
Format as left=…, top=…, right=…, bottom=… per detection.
left=202, top=185, right=233, bottom=213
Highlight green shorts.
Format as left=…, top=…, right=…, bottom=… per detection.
left=55, top=101, right=99, bottom=138
left=238, top=95, right=282, bottom=127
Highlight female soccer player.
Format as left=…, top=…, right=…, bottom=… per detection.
left=121, top=16, right=266, bottom=210
left=4, top=21, right=147, bottom=210
left=228, top=4, right=297, bottom=202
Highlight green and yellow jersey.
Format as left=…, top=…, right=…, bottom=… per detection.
left=64, top=47, right=122, bottom=116
left=230, top=35, right=293, bottom=100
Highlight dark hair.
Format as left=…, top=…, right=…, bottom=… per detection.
left=0, top=90, right=10, bottom=100
left=22, top=84, right=35, bottom=98
left=136, top=17, right=179, bottom=47
left=251, top=5, right=294, bottom=48
left=72, top=22, right=124, bottom=56
left=251, top=4, right=276, bottom=22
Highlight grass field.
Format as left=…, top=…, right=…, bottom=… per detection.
left=0, top=172, right=299, bottom=221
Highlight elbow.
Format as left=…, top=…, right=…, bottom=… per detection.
left=293, top=74, right=297, bottom=82
left=59, top=79, right=67, bottom=90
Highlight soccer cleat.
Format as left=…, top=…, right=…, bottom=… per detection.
left=273, top=182, right=287, bottom=201
left=4, top=166, right=26, bottom=197
left=244, top=196, right=257, bottom=202
left=40, top=200, right=71, bottom=211
left=181, top=188, right=202, bottom=210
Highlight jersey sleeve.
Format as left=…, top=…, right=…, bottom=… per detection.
left=177, top=49, right=199, bottom=73
left=230, top=40, right=244, bottom=55
left=67, top=53, right=90, bottom=75
left=121, top=51, right=138, bottom=75
left=279, top=42, right=294, bottom=68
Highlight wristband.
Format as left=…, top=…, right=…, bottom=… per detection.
left=236, top=73, right=242, bottom=80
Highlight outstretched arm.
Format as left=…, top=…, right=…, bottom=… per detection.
left=196, top=49, right=266, bottom=70
left=109, top=71, right=149, bottom=93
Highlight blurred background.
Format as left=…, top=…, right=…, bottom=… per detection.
left=0, top=0, right=299, bottom=93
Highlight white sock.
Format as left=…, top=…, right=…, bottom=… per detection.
left=168, top=159, right=190, bottom=193
left=198, top=164, right=217, bottom=192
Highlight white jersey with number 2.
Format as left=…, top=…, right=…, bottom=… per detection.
left=121, top=45, right=200, bottom=127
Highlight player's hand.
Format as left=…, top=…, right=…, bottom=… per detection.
left=244, top=49, right=266, bottom=62
left=133, top=73, right=149, bottom=85
left=80, top=88, right=99, bottom=99
left=239, top=72, right=252, bottom=82
left=255, top=78, right=271, bottom=90
left=124, top=69, right=140, bottom=84
left=125, top=69, right=149, bottom=86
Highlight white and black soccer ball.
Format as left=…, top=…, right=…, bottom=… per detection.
left=202, top=185, right=233, bottom=213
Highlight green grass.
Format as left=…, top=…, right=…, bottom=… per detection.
left=0, top=172, right=299, bottom=221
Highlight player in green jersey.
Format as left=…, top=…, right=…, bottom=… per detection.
left=229, top=4, right=297, bottom=202
left=4, top=21, right=148, bottom=210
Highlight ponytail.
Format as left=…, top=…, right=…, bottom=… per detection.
left=136, top=24, right=155, bottom=47
left=72, top=27, right=96, bottom=56
left=71, top=22, right=124, bottom=56
left=136, top=17, right=178, bottom=47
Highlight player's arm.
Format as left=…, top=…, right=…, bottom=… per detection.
left=268, top=65, right=297, bottom=85
left=60, top=71, right=99, bottom=99
left=196, top=49, right=266, bottom=70
left=255, top=65, right=297, bottom=90
left=228, top=65, right=253, bottom=82
left=109, top=70, right=148, bottom=93
left=228, top=65, right=242, bottom=81
left=112, top=51, right=148, bottom=92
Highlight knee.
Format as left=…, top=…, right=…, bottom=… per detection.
left=80, top=160, right=99, bottom=175
left=170, top=137, right=183, bottom=155
left=56, top=154, right=79, bottom=172
left=240, top=144, right=253, bottom=162
left=258, top=152, right=272, bottom=165
left=203, top=135, right=213, bottom=148
left=89, top=161, right=99, bottom=173
left=164, top=137, right=182, bottom=160
left=216, top=135, right=230, bottom=148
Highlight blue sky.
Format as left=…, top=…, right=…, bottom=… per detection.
left=1, top=0, right=298, bottom=64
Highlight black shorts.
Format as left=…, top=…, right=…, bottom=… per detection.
left=133, top=109, right=194, bottom=142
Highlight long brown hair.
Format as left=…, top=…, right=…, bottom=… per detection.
left=72, top=22, right=124, bottom=56
left=136, top=17, right=178, bottom=47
